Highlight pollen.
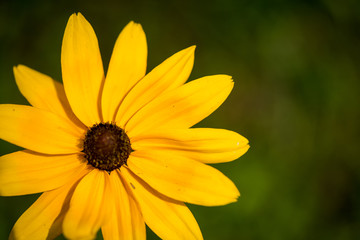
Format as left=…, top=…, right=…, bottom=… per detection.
left=83, top=122, right=131, bottom=172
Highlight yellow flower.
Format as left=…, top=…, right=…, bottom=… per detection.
left=0, top=13, right=249, bottom=240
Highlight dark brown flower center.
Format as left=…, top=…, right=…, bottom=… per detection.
left=83, top=122, right=131, bottom=172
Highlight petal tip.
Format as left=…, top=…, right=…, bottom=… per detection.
left=13, top=64, right=28, bottom=73
left=187, top=45, right=196, bottom=53
left=242, top=143, right=250, bottom=152
left=230, top=188, right=241, bottom=202
left=13, top=65, right=23, bottom=84
left=227, top=75, right=234, bottom=83
left=128, top=20, right=141, bottom=26
left=117, top=21, right=145, bottom=44
left=67, top=12, right=86, bottom=26
left=228, top=182, right=241, bottom=203
left=236, top=134, right=250, bottom=147
left=12, top=65, right=18, bottom=74
left=68, top=12, right=76, bottom=20
left=75, top=12, right=85, bottom=19
left=125, top=20, right=141, bottom=28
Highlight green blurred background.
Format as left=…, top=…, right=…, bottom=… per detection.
left=1, top=0, right=360, bottom=239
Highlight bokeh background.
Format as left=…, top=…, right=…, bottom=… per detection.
left=1, top=0, right=360, bottom=239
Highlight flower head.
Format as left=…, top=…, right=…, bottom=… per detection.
left=0, top=13, right=249, bottom=240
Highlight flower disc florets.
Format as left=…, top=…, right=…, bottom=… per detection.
left=83, top=122, right=131, bottom=171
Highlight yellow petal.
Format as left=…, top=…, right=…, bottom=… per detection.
left=0, top=104, right=84, bottom=154
left=121, top=168, right=203, bottom=240
left=63, top=169, right=110, bottom=240
left=102, top=21, right=147, bottom=122
left=127, top=150, right=240, bottom=206
left=9, top=168, right=89, bottom=240
left=125, top=75, right=233, bottom=137
left=0, top=150, right=86, bottom=196
left=61, top=13, right=104, bottom=126
left=132, top=128, right=249, bottom=164
left=13, top=65, right=86, bottom=130
left=101, top=171, right=145, bottom=240
left=116, top=46, right=195, bottom=127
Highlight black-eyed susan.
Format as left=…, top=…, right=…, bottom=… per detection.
left=0, top=13, right=249, bottom=240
